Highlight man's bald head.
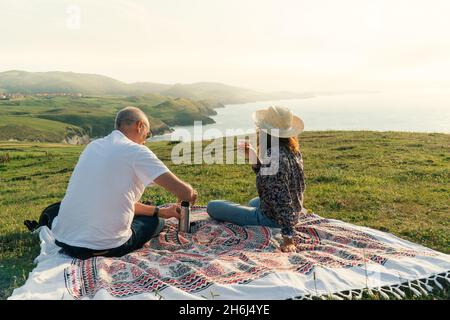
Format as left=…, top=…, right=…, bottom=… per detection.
left=115, top=106, right=149, bottom=130
left=114, top=107, right=151, bottom=145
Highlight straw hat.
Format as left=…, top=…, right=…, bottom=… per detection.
left=252, top=105, right=304, bottom=138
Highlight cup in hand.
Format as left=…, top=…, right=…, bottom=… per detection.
left=237, top=139, right=247, bottom=150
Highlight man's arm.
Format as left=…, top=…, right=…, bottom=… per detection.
left=134, top=202, right=181, bottom=219
left=153, top=171, right=197, bottom=204
left=134, top=202, right=158, bottom=216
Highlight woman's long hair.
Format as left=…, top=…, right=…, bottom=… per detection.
left=256, top=128, right=300, bottom=156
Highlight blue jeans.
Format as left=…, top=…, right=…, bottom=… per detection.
left=207, top=197, right=280, bottom=228
left=55, top=215, right=165, bottom=260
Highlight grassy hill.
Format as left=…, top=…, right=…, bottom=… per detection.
left=145, top=97, right=217, bottom=126
left=0, top=131, right=449, bottom=299
left=0, top=116, right=86, bottom=143
left=0, top=94, right=218, bottom=142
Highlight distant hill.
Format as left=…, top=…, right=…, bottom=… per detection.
left=128, top=82, right=172, bottom=94
left=0, top=70, right=134, bottom=95
left=0, top=70, right=312, bottom=104
left=160, top=82, right=315, bottom=104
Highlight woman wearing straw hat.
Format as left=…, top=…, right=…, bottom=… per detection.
left=207, top=106, right=307, bottom=253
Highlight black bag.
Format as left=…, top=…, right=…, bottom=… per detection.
left=23, top=200, right=154, bottom=232
left=24, top=202, right=61, bottom=232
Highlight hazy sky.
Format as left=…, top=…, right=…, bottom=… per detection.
left=1, top=0, right=450, bottom=92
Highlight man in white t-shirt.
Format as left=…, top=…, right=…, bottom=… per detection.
left=52, top=106, right=197, bottom=259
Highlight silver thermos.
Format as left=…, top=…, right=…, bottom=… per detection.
left=178, top=201, right=190, bottom=233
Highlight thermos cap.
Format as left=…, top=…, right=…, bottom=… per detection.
left=181, top=201, right=190, bottom=207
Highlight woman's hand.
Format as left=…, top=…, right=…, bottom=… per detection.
left=238, top=141, right=257, bottom=161
left=158, top=204, right=182, bottom=220
left=280, top=237, right=297, bottom=253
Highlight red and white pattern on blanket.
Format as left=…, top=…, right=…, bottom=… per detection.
left=64, top=207, right=435, bottom=299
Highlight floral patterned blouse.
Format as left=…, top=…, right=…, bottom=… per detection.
left=252, top=144, right=306, bottom=237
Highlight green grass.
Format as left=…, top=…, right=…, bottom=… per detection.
left=0, top=131, right=449, bottom=299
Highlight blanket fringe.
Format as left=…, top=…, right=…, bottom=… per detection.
left=291, top=270, right=449, bottom=300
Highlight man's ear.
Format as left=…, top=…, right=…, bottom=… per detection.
left=136, top=121, right=143, bottom=132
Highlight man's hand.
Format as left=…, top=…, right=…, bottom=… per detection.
left=177, top=188, right=198, bottom=205
left=280, top=237, right=297, bottom=253
left=190, top=189, right=198, bottom=205
left=158, top=204, right=182, bottom=220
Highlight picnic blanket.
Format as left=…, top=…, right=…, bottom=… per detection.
left=9, top=206, right=450, bottom=300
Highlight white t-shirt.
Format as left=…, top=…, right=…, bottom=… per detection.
left=52, top=130, right=169, bottom=250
